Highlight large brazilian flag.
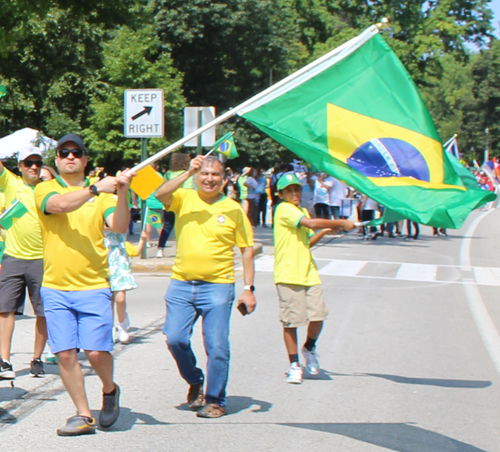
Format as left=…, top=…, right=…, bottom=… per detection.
left=237, top=27, right=495, bottom=228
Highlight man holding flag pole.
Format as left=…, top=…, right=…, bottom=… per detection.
left=155, top=151, right=255, bottom=419
left=35, top=134, right=134, bottom=435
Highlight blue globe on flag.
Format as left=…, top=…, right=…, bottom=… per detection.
left=347, top=138, right=430, bottom=182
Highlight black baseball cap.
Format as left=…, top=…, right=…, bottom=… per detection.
left=56, top=134, right=88, bottom=153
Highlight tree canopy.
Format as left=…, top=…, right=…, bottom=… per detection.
left=0, top=0, right=498, bottom=171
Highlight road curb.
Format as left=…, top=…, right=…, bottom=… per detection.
left=131, top=242, right=263, bottom=274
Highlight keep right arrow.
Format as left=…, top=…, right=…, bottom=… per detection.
left=132, top=106, right=153, bottom=121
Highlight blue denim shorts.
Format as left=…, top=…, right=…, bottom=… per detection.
left=41, top=287, right=113, bottom=354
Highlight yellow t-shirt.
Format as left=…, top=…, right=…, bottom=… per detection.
left=168, top=189, right=254, bottom=283
left=273, top=201, right=321, bottom=286
left=0, top=190, right=5, bottom=244
left=0, top=168, right=43, bottom=260
left=35, top=177, right=116, bottom=290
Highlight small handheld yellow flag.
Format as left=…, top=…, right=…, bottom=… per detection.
left=130, top=165, right=165, bottom=200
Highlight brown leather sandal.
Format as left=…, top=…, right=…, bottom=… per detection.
left=196, top=403, right=226, bottom=418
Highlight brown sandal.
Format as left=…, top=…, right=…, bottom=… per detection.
left=196, top=403, right=226, bottom=418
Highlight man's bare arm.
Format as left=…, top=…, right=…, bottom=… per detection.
left=45, top=177, right=118, bottom=214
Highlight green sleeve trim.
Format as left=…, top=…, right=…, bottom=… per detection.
left=104, top=206, right=116, bottom=219
left=41, top=192, right=59, bottom=214
left=0, top=167, right=4, bottom=177
left=296, top=214, right=305, bottom=228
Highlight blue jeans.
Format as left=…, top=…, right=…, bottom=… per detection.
left=163, top=279, right=235, bottom=407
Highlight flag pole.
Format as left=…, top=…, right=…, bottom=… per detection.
left=443, top=134, right=458, bottom=148
left=142, top=206, right=149, bottom=232
left=128, top=22, right=387, bottom=174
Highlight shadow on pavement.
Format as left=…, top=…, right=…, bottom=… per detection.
left=303, top=368, right=333, bottom=380
left=279, top=422, right=487, bottom=452
left=327, top=371, right=491, bottom=389
left=94, top=407, right=171, bottom=432
left=362, top=373, right=492, bottom=389
left=0, top=407, right=17, bottom=425
left=226, top=395, right=273, bottom=414
left=0, top=386, right=27, bottom=404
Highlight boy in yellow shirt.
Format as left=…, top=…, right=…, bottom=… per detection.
left=273, top=172, right=354, bottom=384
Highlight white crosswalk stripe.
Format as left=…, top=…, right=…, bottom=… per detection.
left=318, top=259, right=367, bottom=276
left=395, top=263, right=439, bottom=282
left=255, top=255, right=500, bottom=286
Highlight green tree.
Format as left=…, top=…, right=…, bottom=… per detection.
left=461, top=39, right=500, bottom=159
left=0, top=0, right=135, bottom=140
left=153, top=0, right=307, bottom=110
left=291, top=0, right=494, bottom=84
left=83, top=24, right=186, bottom=171
left=420, top=54, right=476, bottom=158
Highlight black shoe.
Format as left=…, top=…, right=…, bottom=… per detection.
left=99, top=384, right=120, bottom=428
left=187, top=381, right=204, bottom=410
left=0, top=359, right=15, bottom=379
left=30, top=358, right=45, bottom=377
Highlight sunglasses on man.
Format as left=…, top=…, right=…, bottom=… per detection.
left=22, top=159, right=43, bottom=168
left=58, top=149, right=85, bottom=159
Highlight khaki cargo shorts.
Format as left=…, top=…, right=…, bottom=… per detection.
left=276, top=283, right=328, bottom=328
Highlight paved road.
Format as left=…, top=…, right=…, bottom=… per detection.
left=1, top=210, right=500, bottom=451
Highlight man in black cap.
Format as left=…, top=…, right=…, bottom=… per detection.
left=35, top=134, right=134, bottom=436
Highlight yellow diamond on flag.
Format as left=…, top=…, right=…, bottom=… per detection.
left=130, top=165, right=165, bottom=200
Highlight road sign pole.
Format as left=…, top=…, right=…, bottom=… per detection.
left=197, top=109, right=203, bottom=155
left=141, top=137, right=148, bottom=259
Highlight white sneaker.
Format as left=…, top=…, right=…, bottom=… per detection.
left=116, top=324, right=130, bottom=343
left=286, top=363, right=303, bottom=384
left=302, top=347, right=320, bottom=375
left=156, top=249, right=164, bottom=258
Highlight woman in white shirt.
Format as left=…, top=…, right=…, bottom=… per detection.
left=313, top=173, right=333, bottom=219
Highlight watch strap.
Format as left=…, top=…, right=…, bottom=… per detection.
left=89, top=184, right=99, bottom=196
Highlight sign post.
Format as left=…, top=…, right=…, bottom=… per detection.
left=124, top=89, right=165, bottom=258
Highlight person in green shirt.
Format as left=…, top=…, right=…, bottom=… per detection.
left=273, top=172, right=354, bottom=384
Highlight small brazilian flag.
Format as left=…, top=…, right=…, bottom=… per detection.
left=146, top=210, right=163, bottom=231
left=211, top=132, right=238, bottom=159
left=0, top=199, right=28, bottom=229
left=237, top=26, right=495, bottom=228
left=0, top=86, right=6, bottom=98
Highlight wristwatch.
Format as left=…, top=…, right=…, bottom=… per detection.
left=243, top=285, right=255, bottom=292
left=89, top=184, right=100, bottom=196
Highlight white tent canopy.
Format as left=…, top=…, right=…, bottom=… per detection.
left=0, top=128, right=57, bottom=159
